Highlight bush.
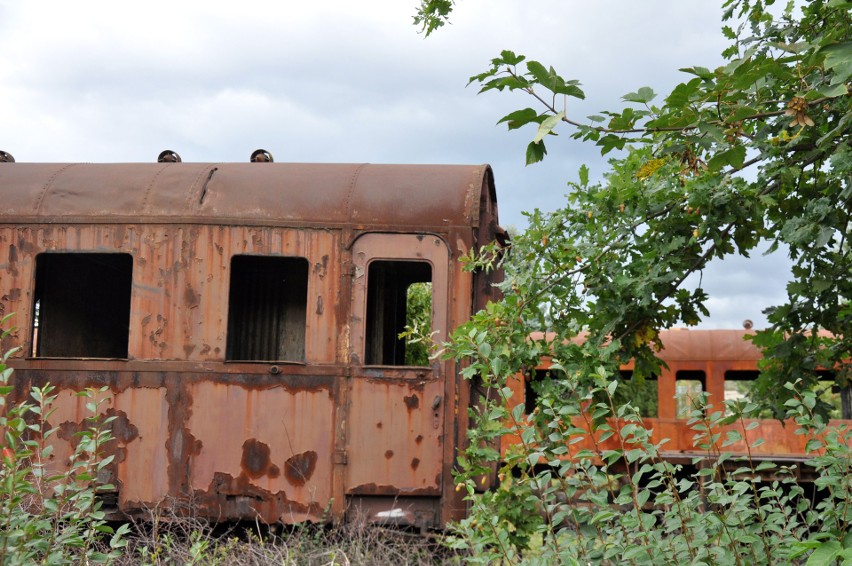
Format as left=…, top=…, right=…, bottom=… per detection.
left=445, top=333, right=852, bottom=565
left=0, top=316, right=129, bottom=565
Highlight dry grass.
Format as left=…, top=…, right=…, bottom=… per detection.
left=113, top=511, right=462, bottom=565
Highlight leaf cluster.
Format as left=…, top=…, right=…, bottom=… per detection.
left=0, top=317, right=129, bottom=565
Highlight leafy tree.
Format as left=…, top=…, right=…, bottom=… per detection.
left=419, top=0, right=852, bottom=419
left=418, top=1, right=852, bottom=562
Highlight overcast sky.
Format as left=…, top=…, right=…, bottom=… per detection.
left=0, top=0, right=791, bottom=329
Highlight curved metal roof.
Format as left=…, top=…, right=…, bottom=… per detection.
left=0, top=162, right=494, bottom=230
left=531, top=329, right=762, bottom=362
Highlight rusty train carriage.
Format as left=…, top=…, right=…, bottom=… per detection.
left=0, top=158, right=503, bottom=528
left=505, top=329, right=852, bottom=479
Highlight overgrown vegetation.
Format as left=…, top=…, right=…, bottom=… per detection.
left=0, top=316, right=129, bottom=564
left=113, top=514, right=453, bottom=566
left=417, top=0, right=852, bottom=563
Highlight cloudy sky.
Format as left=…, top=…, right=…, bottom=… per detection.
left=0, top=0, right=790, bottom=329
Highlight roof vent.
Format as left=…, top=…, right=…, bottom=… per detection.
left=157, top=150, right=182, bottom=163
left=250, top=149, right=273, bottom=163
left=0, top=151, right=15, bottom=163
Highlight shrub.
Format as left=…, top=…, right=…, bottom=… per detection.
left=0, top=316, right=129, bottom=565
left=444, top=333, right=852, bottom=565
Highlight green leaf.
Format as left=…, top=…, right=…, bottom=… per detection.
left=532, top=111, right=564, bottom=144
left=497, top=108, right=540, bottom=130
left=578, top=164, right=589, bottom=187
left=806, top=540, right=841, bottom=566
left=526, top=140, right=547, bottom=165
left=623, top=86, right=656, bottom=104
left=499, top=50, right=526, bottom=66
left=816, top=82, right=849, bottom=98
left=822, top=42, right=852, bottom=82
left=708, top=145, right=746, bottom=171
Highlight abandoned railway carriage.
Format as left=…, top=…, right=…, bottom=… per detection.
left=0, top=152, right=503, bottom=528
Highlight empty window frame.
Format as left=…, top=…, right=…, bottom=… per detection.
left=675, top=370, right=706, bottom=418
left=817, top=372, right=842, bottom=419
left=724, top=370, right=760, bottom=416
left=611, top=371, right=659, bottom=418
left=226, top=256, right=309, bottom=362
left=365, top=260, right=432, bottom=366
left=32, top=253, right=133, bottom=358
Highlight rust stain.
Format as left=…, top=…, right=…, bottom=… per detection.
left=376, top=422, right=383, bottom=429
left=284, top=450, right=317, bottom=487
left=384, top=450, right=394, bottom=459
left=241, top=438, right=281, bottom=480
left=348, top=483, right=441, bottom=496
left=403, top=394, right=419, bottom=411
left=193, top=471, right=324, bottom=523
left=415, top=434, right=423, bottom=444
left=411, top=458, right=420, bottom=471
left=2, top=288, right=21, bottom=301
left=184, top=286, right=200, bottom=308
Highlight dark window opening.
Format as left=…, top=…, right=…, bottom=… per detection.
left=365, top=260, right=431, bottom=366
left=32, top=253, right=132, bottom=358
left=226, top=256, right=308, bottom=362
left=675, top=370, right=706, bottom=418
left=611, top=371, right=659, bottom=418
left=817, top=372, right=842, bottom=419
left=525, top=369, right=554, bottom=415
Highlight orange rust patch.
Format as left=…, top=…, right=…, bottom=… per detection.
left=284, top=450, right=317, bottom=487
left=403, top=394, right=419, bottom=411
left=241, top=438, right=278, bottom=480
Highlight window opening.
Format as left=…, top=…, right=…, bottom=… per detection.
left=724, top=370, right=760, bottom=416
left=611, top=371, right=659, bottom=418
left=525, top=368, right=559, bottom=415
left=817, top=372, right=842, bottom=419
left=675, top=370, right=706, bottom=418
left=226, top=256, right=308, bottom=362
left=586, top=370, right=659, bottom=418
left=32, top=253, right=132, bottom=358
left=365, top=260, right=431, bottom=366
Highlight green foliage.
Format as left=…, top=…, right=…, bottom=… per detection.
left=413, top=0, right=455, bottom=36
left=420, top=0, right=852, bottom=563
left=0, top=316, right=129, bottom=565
left=400, top=282, right=434, bottom=366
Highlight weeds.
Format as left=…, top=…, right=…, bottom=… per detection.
left=0, top=316, right=130, bottom=564
left=445, top=337, right=852, bottom=564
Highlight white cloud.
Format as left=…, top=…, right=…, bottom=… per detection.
left=0, top=0, right=792, bottom=328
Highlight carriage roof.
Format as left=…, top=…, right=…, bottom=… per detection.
left=0, top=162, right=496, bottom=232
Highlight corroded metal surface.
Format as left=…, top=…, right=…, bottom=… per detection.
left=505, top=329, right=852, bottom=471
left=0, top=159, right=504, bottom=527
left=0, top=163, right=490, bottom=230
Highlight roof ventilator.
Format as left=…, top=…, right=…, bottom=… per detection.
left=157, top=150, right=182, bottom=163
left=0, top=151, right=15, bottom=163
left=250, top=149, right=273, bottom=163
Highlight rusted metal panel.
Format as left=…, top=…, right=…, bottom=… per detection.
left=186, top=381, right=334, bottom=522
left=0, top=163, right=492, bottom=231
left=505, top=329, right=852, bottom=470
left=346, top=377, right=444, bottom=496
left=0, top=225, right=341, bottom=364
